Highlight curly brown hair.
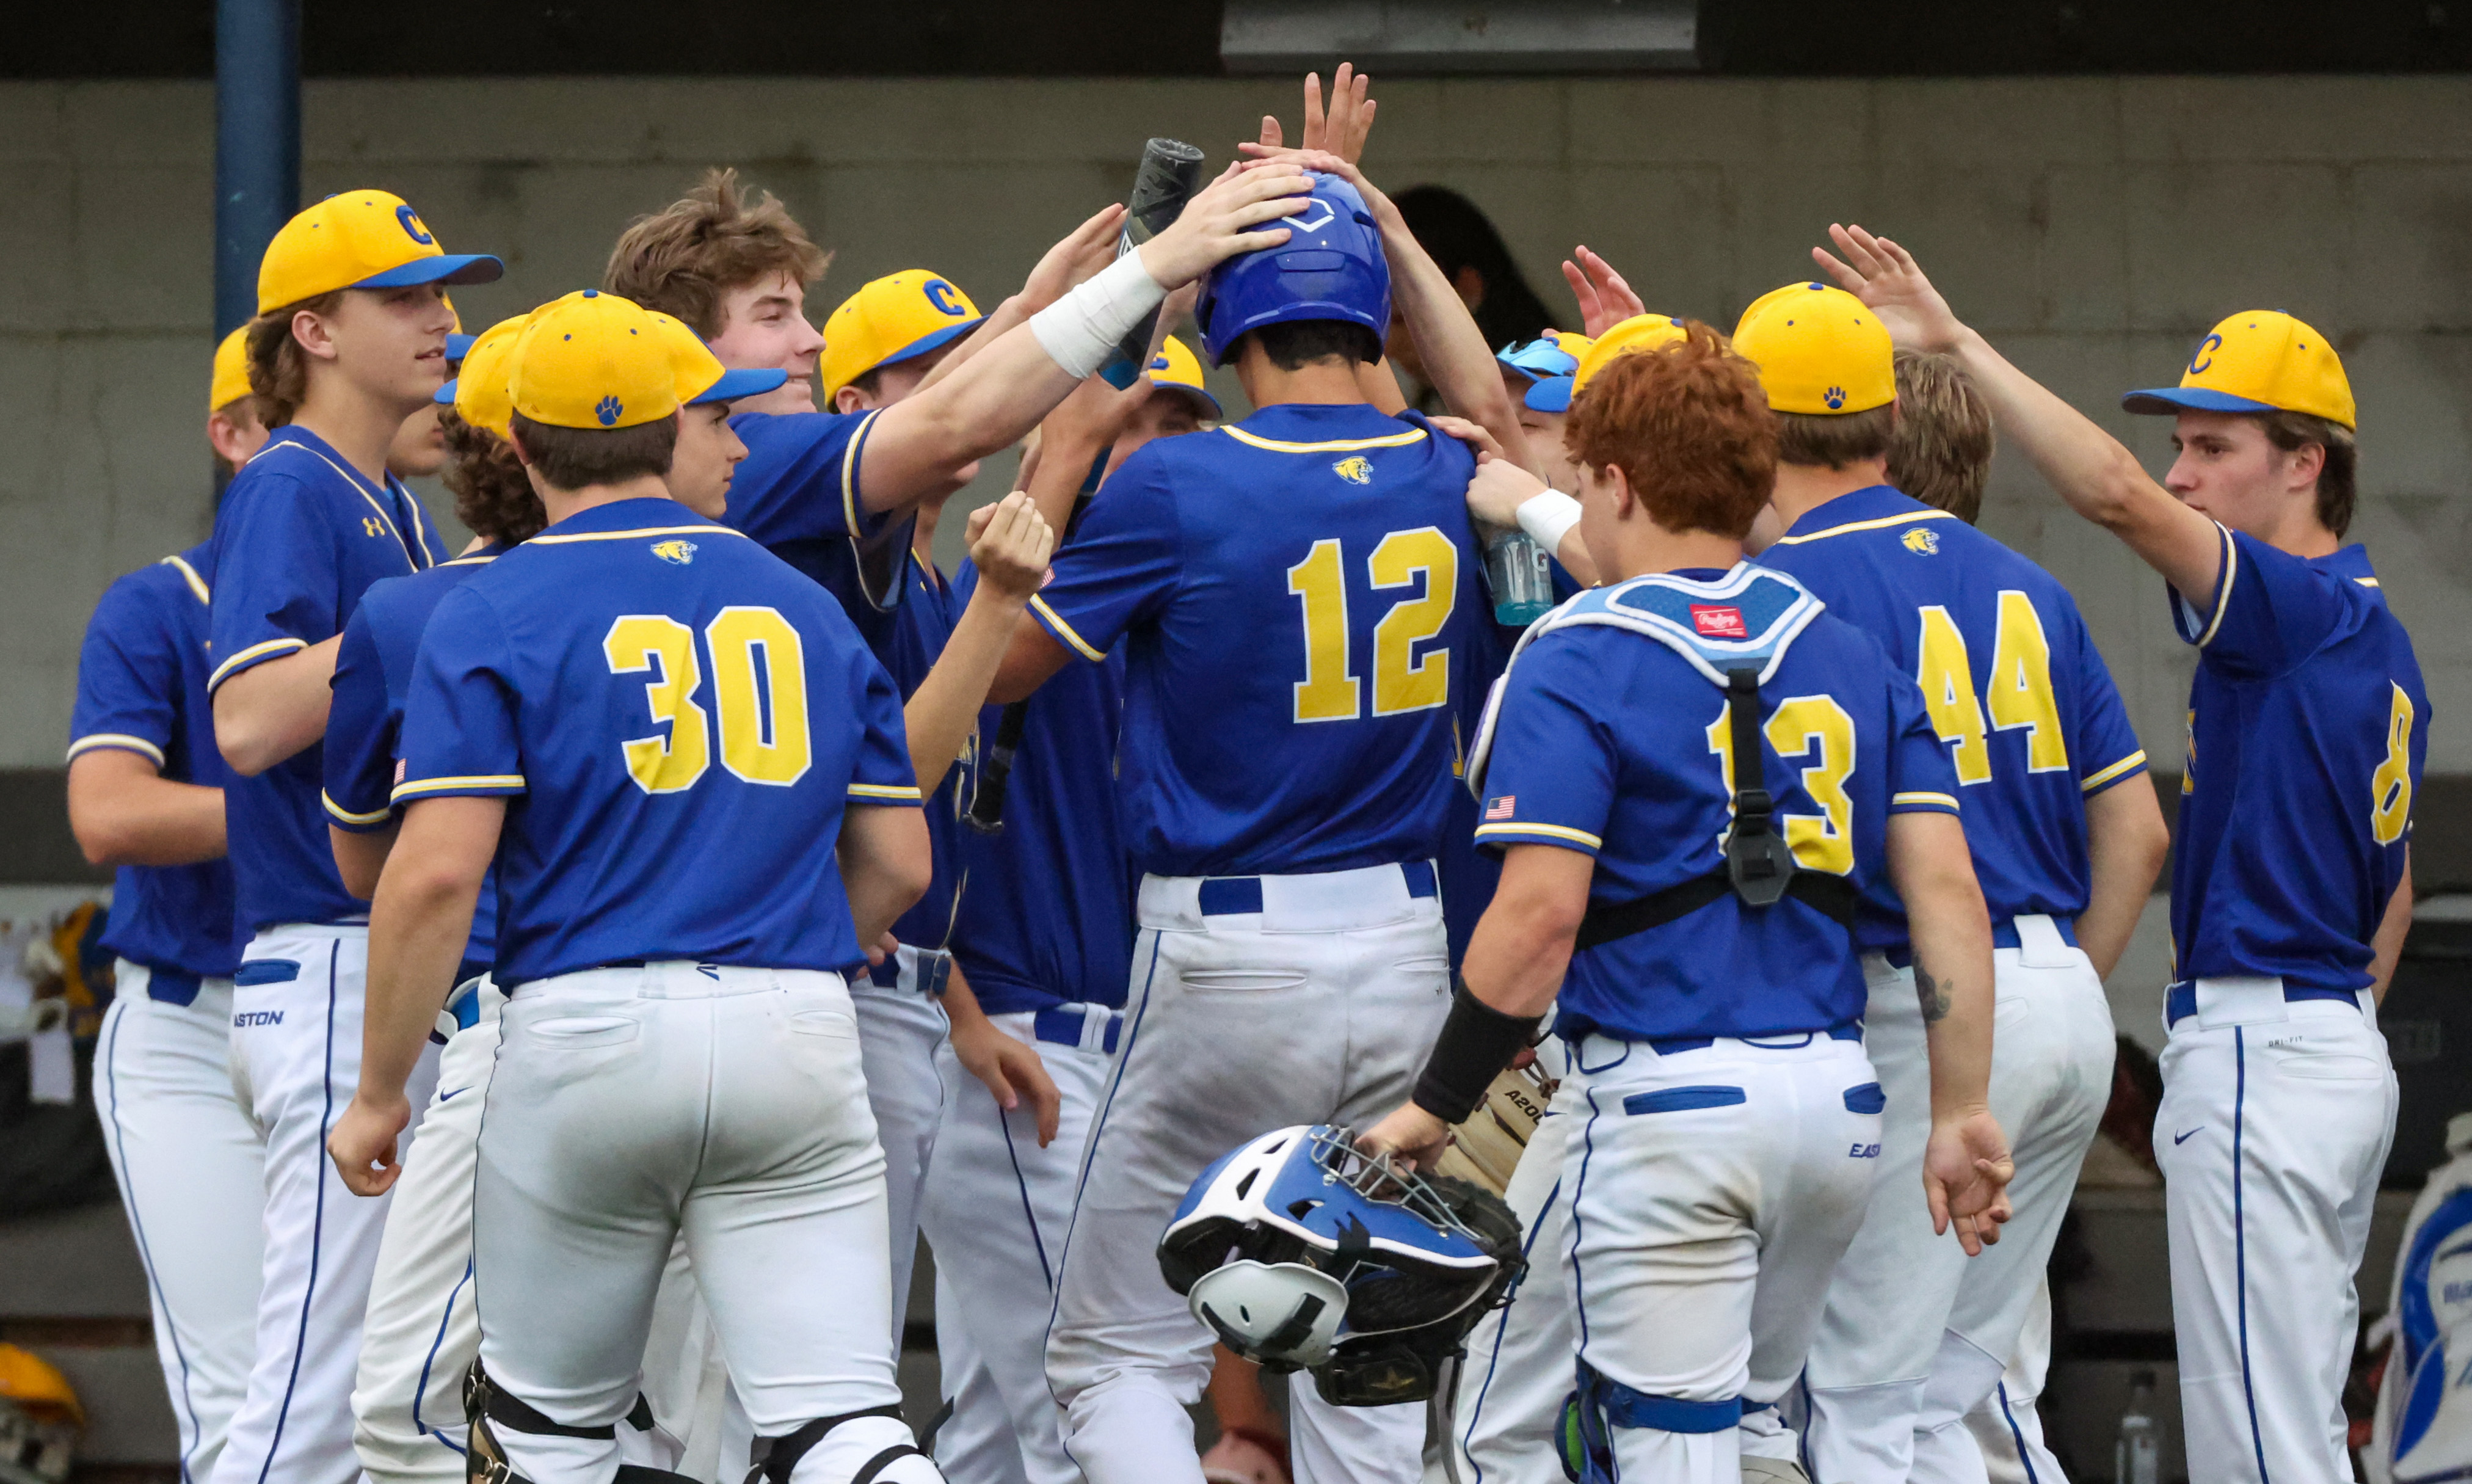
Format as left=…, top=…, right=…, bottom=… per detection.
left=603, top=168, right=831, bottom=339
left=1566, top=321, right=1779, bottom=540
left=244, top=291, right=345, bottom=428
left=440, top=410, right=548, bottom=545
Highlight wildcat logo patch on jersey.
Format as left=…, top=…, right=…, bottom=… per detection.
left=1902, top=526, right=1941, bottom=555
left=651, top=539, right=699, bottom=565
left=1332, top=456, right=1373, bottom=485
left=1690, top=604, right=1749, bottom=639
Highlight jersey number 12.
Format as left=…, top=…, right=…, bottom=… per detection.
left=1285, top=528, right=1458, bottom=723
left=604, top=607, right=812, bottom=795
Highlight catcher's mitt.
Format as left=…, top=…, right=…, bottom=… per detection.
left=1432, top=1061, right=1554, bottom=1195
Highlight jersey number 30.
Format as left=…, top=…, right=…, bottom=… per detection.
left=1285, top=528, right=1458, bottom=723
left=603, top=608, right=812, bottom=795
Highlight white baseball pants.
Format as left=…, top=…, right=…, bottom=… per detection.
left=1951, top=1281, right=2064, bottom=1484
left=472, top=962, right=920, bottom=1484
left=1803, top=920, right=2114, bottom=1483
left=1450, top=1036, right=1574, bottom=1484
left=213, top=924, right=439, bottom=1484
left=2156, top=981, right=2396, bottom=1484
left=1045, top=864, right=1452, bottom=1484
left=857, top=945, right=954, bottom=1342
left=1563, top=1029, right=1883, bottom=1484
left=96, top=967, right=264, bottom=1484
left=918, top=1006, right=1115, bottom=1484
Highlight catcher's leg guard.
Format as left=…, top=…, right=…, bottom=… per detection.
left=744, top=1405, right=941, bottom=1484
left=464, top=1360, right=691, bottom=1484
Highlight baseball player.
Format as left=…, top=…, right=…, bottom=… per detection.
left=326, top=288, right=940, bottom=1484
left=1361, top=323, right=2012, bottom=1484
left=914, top=338, right=1220, bottom=1484
left=1885, top=350, right=2078, bottom=1484
left=799, top=267, right=1062, bottom=1344
left=67, top=330, right=261, bottom=1484
left=1732, top=281, right=2168, bottom=1483
left=205, top=189, right=500, bottom=1484
left=989, top=157, right=1521, bottom=1484
left=1815, top=224, right=2426, bottom=1484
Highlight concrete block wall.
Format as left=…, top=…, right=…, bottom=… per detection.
left=4, top=74, right=2468, bottom=777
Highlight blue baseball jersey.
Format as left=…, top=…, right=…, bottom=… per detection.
left=68, top=545, right=242, bottom=981
left=873, top=548, right=970, bottom=953
left=394, top=497, right=921, bottom=986
left=1027, top=403, right=1485, bottom=878
left=2168, top=525, right=2428, bottom=992
left=208, top=427, right=440, bottom=931
left=948, top=564, right=1133, bottom=1016
left=1758, top=486, right=2148, bottom=955
left=1475, top=567, right=1961, bottom=1042
left=725, top=407, right=914, bottom=628
left=323, top=545, right=506, bottom=973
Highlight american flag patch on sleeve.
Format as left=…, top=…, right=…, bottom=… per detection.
left=1485, top=795, right=1516, bottom=821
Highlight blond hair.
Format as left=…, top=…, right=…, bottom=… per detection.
left=1886, top=351, right=1994, bottom=524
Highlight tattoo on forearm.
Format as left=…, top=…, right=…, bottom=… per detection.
left=1914, top=962, right=1953, bottom=1024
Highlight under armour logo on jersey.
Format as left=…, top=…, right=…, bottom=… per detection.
left=362, top=517, right=388, bottom=538
left=1902, top=526, right=1941, bottom=556
left=651, top=539, right=698, bottom=565
left=1690, top=604, right=1748, bottom=639
left=1332, top=456, right=1373, bottom=485
left=595, top=396, right=624, bottom=426
left=1823, top=385, right=1847, bottom=410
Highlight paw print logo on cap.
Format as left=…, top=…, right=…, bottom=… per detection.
left=595, top=395, right=623, bottom=427
left=1823, top=385, right=1847, bottom=410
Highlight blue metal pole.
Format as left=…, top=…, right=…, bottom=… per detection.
left=214, top=0, right=300, bottom=338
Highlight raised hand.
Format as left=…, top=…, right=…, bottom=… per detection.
left=1257, top=63, right=1378, bottom=164
left=1923, top=1107, right=2016, bottom=1257
left=1812, top=223, right=1966, bottom=354
left=967, top=490, right=1059, bottom=602
left=1560, top=246, right=1646, bottom=338
left=1135, top=159, right=1312, bottom=289
left=1020, top=203, right=1130, bottom=313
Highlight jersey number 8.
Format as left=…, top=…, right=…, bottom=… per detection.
left=603, top=607, right=812, bottom=795
left=1285, top=527, right=1458, bottom=724
left=1914, top=591, right=2068, bottom=786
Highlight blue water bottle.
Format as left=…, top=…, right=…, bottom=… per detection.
left=1487, top=529, right=1555, bottom=628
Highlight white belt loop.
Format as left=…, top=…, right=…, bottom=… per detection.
left=2012, top=914, right=2076, bottom=969
left=2192, top=975, right=2291, bottom=1030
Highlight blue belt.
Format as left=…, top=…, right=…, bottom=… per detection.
left=1645, top=1021, right=1863, bottom=1057
left=428, top=975, right=488, bottom=1045
left=868, top=947, right=954, bottom=997
left=145, top=968, right=205, bottom=1007
left=2165, top=980, right=2363, bottom=1028
left=1031, top=1003, right=1123, bottom=1055
left=1885, top=915, right=2078, bottom=971
left=1196, top=860, right=1438, bottom=917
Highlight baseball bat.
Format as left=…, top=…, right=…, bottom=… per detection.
left=1098, top=137, right=1207, bottom=388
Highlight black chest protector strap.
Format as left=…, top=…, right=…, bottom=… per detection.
left=1574, top=667, right=1857, bottom=953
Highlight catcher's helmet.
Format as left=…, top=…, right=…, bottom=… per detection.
left=1194, top=173, right=1390, bottom=367
left=1158, top=1125, right=1523, bottom=1406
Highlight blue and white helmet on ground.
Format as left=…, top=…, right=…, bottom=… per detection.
left=1158, top=1125, right=1523, bottom=1406
left=1194, top=173, right=1391, bottom=367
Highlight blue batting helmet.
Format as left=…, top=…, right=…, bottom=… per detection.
left=1194, top=173, right=1391, bottom=368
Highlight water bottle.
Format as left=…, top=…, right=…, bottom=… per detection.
left=2114, top=1369, right=2160, bottom=1484
left=1486, top=529, right=1556, bottom=628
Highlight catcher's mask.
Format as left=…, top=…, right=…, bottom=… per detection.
left=1157, top=1125, right=1524, bottom=1406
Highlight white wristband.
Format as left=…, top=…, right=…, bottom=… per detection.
left=1029, top=252, right=1168, bottom=380
left=1515, top=490, right=1583, bottom=555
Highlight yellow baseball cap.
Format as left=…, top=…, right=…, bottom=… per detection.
left=256, top=190, right=503, bottom=316
left=646, top=311, right=790, bottom=407
left=1731, top=282, right=1894, bottom=415
left=2121, top=310, right=2355, bottom=429
left=209, top=327, right=251, bottom=413
left=1143, top=335, right=1221, bottom=418
left=435, top=315, right=530, bottom=438
left=508, top=291, right=679, bottom=431
left=818, top=270, right=986, bottom=399
left=1571, top=315, right=1687, bottom=396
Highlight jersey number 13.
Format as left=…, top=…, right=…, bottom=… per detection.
left=1285, top=528, right=1458, bottom=724
left=604, top=608, right=812, bottom=794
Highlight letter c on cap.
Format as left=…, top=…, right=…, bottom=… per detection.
left=397, top=205, right=435, bottom=246
left=923, top=278, right=967, bottom=317
left=2189, top=332, right=2222, bottom=376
